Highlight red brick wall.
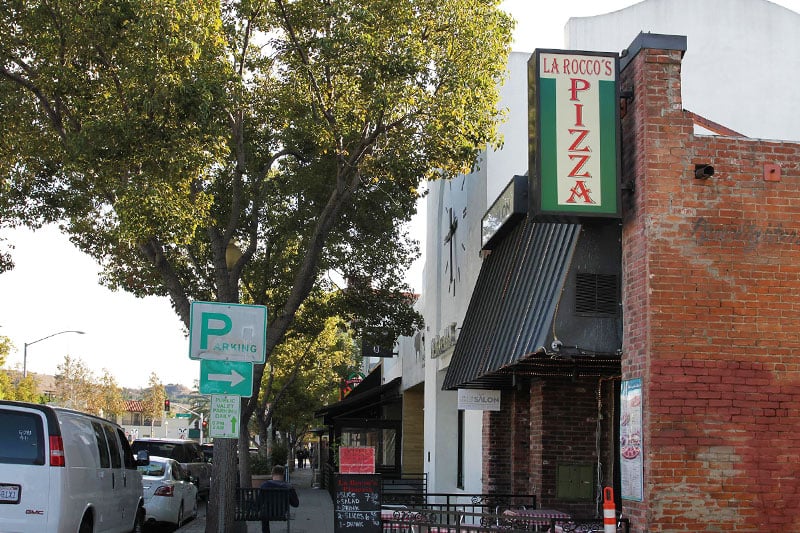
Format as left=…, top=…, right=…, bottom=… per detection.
left=540, top=377, right=601, bottom=516
left=621, top=43, right=800, bottom=532
left=511, top=383, right=531, bottom=495
left=484, top=378, right=615, bottom=516
left=483, top=390, right=513, bottom=494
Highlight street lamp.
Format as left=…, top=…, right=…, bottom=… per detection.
left=23, top=330, right=85, bottom=378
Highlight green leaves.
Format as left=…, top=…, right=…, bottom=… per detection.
left=3, top=1, right=514, bottom=525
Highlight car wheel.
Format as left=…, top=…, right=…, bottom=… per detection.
left=79, top=514, right=93, bottom=533
left=191, top=496, right=198, bottom=519
left=176, top=502, right=184, bottom=527
left=131, top=506, right=144, bottom=533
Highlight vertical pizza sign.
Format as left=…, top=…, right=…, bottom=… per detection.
left=529, top=50, right=621, bottom=220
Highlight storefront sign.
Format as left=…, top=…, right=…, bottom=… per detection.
left=339, top=446, right=375, bottom=474
left=481, top=174, right=528, bottom=250
left=431, top=322, right=458, bottom=359
left=457, top=389, right=501, bottom=411
left=340, top=372, right=365, bottom=399
left=529, top=49, right=621, bottom=220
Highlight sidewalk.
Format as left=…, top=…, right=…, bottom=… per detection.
left=178, top=466, right=334, bottom=533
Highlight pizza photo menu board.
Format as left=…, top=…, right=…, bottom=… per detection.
left=333, top=474, right=381, bottom=533
left=620, top=378, right=643, bottom=501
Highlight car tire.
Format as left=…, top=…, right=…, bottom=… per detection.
left=191, top=496, right=198, bottom=519
left=177, top=502, right=184, bottom=527
left=130, top=506, right=144, bottom=533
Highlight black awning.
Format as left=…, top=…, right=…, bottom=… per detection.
left=443, top=218, right=579, bottom=390
left=443, top=217, right=623, bottom=391
left=315, top=376, right=401, bottom=423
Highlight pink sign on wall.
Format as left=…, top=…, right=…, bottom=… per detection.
left=339, top=446, right=375, bottom=474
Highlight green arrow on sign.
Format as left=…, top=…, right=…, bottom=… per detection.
left=210, top=394, right=240, bottom=439
left=200, top=360, right=254, bottom=397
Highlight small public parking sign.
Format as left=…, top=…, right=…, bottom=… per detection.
left=189, top=301, right=267, bottom=363
left=209, top=394, right=241, bottom=439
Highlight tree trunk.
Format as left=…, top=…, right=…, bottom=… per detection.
left=205, top=439, right=238, bottom=533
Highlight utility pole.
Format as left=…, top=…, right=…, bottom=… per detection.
left=172, top=403, right=206, bottom=445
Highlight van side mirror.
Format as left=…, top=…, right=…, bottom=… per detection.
left=135, top=450, right=150, bottom=466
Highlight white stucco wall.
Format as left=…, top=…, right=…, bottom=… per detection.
left=566, top=0, right=800, bottom=141
left=421, top=52, right=532, bottom=494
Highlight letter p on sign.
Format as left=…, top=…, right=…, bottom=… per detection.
left=200, top=313, right=232, bottom=349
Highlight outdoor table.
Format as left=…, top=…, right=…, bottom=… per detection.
left=382, top=507, right=419, bottom=533
left=503, top=508, right=572, bottom=531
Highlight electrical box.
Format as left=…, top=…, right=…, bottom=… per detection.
left=556, top=464, right=594, bottom=500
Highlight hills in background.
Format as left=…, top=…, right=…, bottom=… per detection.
left=11, top=370, right=196, bottom=402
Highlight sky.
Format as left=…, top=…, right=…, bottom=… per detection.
left=2, top=0, right=799, bottom=390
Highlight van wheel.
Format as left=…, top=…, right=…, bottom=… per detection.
left=79, top=514, right=93, bottom=533
left=131, top=506, right=144, bottom=533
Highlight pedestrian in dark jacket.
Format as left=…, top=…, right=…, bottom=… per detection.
left=259, top=465, right=299, bottom=533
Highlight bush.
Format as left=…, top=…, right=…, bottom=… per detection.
left=271, top=442, right=289, bottom=467
left=249, top=453, right=272, bottom=475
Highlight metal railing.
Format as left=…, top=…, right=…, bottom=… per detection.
left=382, top=508, right=631, bottom=532
left=383, top=493, right=536, bottom=524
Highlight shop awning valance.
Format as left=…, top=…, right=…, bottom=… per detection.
left=443, top=217, right=623, bottom=391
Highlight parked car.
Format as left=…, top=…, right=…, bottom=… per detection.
left=131, top=438, right=211, bottom=498
left=138, top=456, right=198, bottom=527
left=200, top=443, right=213, bottom=463
left=0, top=400, right=148, bottom=533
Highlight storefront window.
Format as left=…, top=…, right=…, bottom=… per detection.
left=340, top=427, right=397, bottom=468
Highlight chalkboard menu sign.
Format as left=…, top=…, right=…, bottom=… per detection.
left=334, top=474, right=381, bottom=533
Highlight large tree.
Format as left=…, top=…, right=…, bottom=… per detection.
left=141, top=372, right=168, bottom=434
left=54, top=355, right=95, bottom=409
left=254, top=315, right=359, bottom=458
left=1, top=1, right=513, bottom=528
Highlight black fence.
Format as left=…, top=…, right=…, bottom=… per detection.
left=381, top=472, right=428, bottom=505
left=382, top=508, right=631, bottom=532
left=384, top=493, right=536, bottom=522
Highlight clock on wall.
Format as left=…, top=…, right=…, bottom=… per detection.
left=443, top=176, right=468, bottom=296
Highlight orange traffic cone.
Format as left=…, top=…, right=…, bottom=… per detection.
left=603, top=487, right=616, bottom=533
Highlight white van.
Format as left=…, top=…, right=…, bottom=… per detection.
left=0, top=400, right=147, bottom=533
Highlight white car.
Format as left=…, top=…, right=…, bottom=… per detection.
left=138, top=456, right=198, bottom=527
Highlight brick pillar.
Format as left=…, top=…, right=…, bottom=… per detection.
left=510, top=383, right=531, bottom=494
left=482, top=390, right=513, bottom=494
left=620, top=36, right=690, bottom=531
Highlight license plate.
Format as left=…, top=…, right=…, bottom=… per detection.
left=0, top=484, right=20, bottom=504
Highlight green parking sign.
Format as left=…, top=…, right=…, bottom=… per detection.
left=189, top=301, right=267, bottom=363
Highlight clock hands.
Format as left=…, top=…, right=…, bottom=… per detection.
left=444, top=208, right=459, bottom=295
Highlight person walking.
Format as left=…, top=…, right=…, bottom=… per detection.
left=259, top=465, right=299, bottom=533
